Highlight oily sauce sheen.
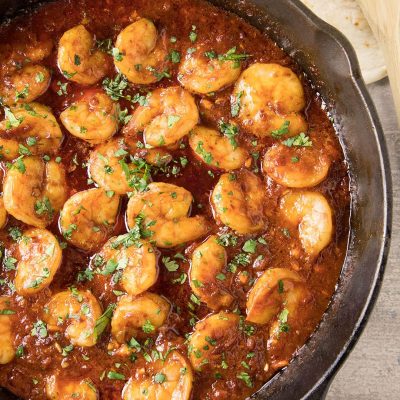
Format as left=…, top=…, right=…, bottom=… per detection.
left=0, top=0, right=350, bottom=399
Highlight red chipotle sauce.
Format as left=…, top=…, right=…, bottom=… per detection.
left=0, top=0, right=350, bottom=399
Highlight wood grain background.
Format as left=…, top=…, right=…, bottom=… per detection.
left=327, top=78, right=400, bottom=399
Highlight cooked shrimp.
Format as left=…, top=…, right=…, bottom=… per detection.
left=111, top=293, right=170, bottom=344
left=122, top=351, right=193, bottom=400
left=233, top=63, right=307, bottom=137
left=211, top=169, right=266, bottom=234
left=57, top=25, right=109, bottom=85
left=15, top=228, right=62, bottom=296
left=46, top=375, right=98, bottom=400
left=0, top=197, right=7, bottom=229
left=59, top=188, right=120, bottom=252
left=60, top=91, right=119, bottom=144
left=126, top=86, right=199, bottom=147
left=43, top=289, right=102, bottom=347
left=246, top=268, right=305, bottom=324
left=263, top=144, right=331, bottom=188
left=0, top=296, right=15, bottom=364
left=280, top=191, right=333, bottom=256
left=0, top=64, right=51, bottom=105
left=190, top=235, right=233, bottom=310
left=3, top=156, right=67, bottom=228
left=188, top=126, right=248, bottom=171
left=0, top=102, right=62, bottom=160
left=95, top=237, right=157, bottom=296
left=179, top=50, right=241, bottom=94
left=188, top=312, right=240, bottom=371
left=126, top=182, right=209, bottom=248
left=88, top=137, right=150, bottom=194
left=114, top=18, right=168, bottom=84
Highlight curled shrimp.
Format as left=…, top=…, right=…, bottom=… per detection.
left=188, top=126, right=248, bottom=171
left=43, top=289, right=102, bottom=347
left=233, top=63, right=307, bottom=137
left=57, top=25, right=109, bottom=85
left=178, top=48, right=241, bottom=94
left=126, top=86, right=199, bottom=147
left=88, top=137, right=151, bottom=194
left=114, top=18, right=168, bottom=84
left=122, top=351, right=193, bottom=400
left=246, top=268, right=305, bottom=324
left=60, top=90, right=119, bottom=144
left=188, top=312, right=241, bottom=371
left=111, top=293, right=170, bottom=344
left=280, top=191, right=333, bottom=257
left=94, top=237, right=158, bottom=296
left=59, top=188, right=120, bottom=252
left=0, top=64, right=51, bottom=105
left=46, top=374, right=98, bottom=399
left=263, top=144, right=331, bottom=188
left=15, top=228, right=62, bottom=296
left=126, top=182, right=210, bottom=248
left=3, top=156, right=67, bottom=228
left=0, top=296, right=15, bottom=364
left=190, top=235, right=233, bottom=310
left=0, top=102, right=62, bottom=160
left=211, top=169, right=266, bottom=234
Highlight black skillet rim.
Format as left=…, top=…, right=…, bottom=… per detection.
left=0, top=0, right=393, bottom=399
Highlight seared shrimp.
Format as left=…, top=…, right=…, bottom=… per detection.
left=3, top=156, right=67, bottom=228
left=0, top=296, right=15, bottom=364
left=126, top=182, right=209, bottom=248
left=95, top=238, right=157, bottom=296
left=188, top=126, right=248, bottom=171
left=0, top=64, right=51, bottom=105
left=280, top=191, right=333, bottom=257
left=59, top=188, right=120, bottom=252
left=60, top=91, right=119, bottom=144
left=0, top=102, right=62, bottom=160
left=233, top=63, right=307, bottom=137
left=57, top=25, right=109, bottom=85
left=43, top=289, right=102, bottom=347
left=246, top=268, right=304, bottom=324
left=0, top=197, right=7, bottom=229
left=126, top=86, right=199, bottom=147
left=46, top=375, right=98, bottom=400
left=122, top=351, right=193, bottom=400
left=179, top=50, right=241, bottom=94
left=111, top=293, right=170, bottom=344
left=188, top=312, right=240, bottom=371
left=88, top=137, right=148, bottom=194
left=211, top=169, right=266, bottom=234
left=15, top=228, right=62, bottom=296
left=114, top=18, right=167, bottom=84
left=263, top=144, right=331, bottom=188
left=190, top=235, right=233, bottom=310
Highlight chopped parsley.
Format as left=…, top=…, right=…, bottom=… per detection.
left=153, top=372, right=166, bottom=384
left=242, top=239, right=257, bottom=253
left=94, top=303, right=116, bottom=338
left=231, top=91, right=243, bottom=117
left=196, top=141, right=213, bottom=164
left=271, top=120, right=290, bottom=138
left=31, top=320, right=48, bottom=338
left=162, top=256, right=179, bottom=272
left=282, top=132, right=312, bottom=147
left=219, top=120, right=239, bottom=149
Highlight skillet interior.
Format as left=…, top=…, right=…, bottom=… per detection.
left=0, top=0, right=392, bottom=399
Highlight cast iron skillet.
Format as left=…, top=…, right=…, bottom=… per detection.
left=0, top=0, right=392, bottom=399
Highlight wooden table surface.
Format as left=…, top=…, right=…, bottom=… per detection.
left=326, top=78, right=400, bottom=399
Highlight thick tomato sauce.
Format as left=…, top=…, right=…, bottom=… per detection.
left=0, top=0, right=349, bottom=399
